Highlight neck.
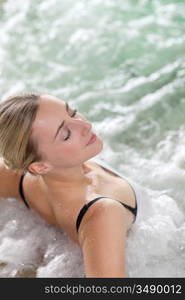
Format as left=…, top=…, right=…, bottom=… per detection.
left=40, top=162, right=92, bottom=191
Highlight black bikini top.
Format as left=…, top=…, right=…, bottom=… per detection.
left=19, top=174, right=30, bottom=209
left=19, top=174, right=137, bottom=233
left=76, top=196, right=137, bottom=233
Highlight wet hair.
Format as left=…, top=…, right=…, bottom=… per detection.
left=0, top=93, right=42, bottom=173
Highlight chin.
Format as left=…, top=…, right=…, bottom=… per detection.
left=92, top=138, right=104, bottom=157
left=98, top=138, right=104, bottom=151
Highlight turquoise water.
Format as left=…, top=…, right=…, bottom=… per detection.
left=0, top=0, right=185, bottom=277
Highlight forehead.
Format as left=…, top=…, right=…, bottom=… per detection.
left=39, top=94, right=65, bottom=112
left=31, top=94, right=65, bottom=139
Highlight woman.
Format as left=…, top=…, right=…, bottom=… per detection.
left=0, top=93, right=139, bottom=277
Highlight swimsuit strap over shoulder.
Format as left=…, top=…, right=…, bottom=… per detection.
left=19, top=174, right=138, bottom=230
left=76, top=196, right=137, bottom=233
left=19, top=174, right=30, bottom=209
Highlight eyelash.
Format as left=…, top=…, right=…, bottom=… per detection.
left=64, top=109, right=77, bottom=141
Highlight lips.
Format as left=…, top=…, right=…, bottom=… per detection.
left=87, top=133, right=96, bottom=145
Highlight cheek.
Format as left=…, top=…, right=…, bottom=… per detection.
left=62, top=139, right=87, bottom=157
left=60, top=144, right=86, bottom=165
left=64, top=142, right=85, bottom=154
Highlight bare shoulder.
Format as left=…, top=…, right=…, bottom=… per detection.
left=78, top=198, right=129, bottom=245
left=78, top=198, right=129, bottom=277
left=0, top=158, right=23, bottom=199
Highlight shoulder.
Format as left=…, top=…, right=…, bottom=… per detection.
left=0, top=158, right=23, bottom=199
left=78, top=198, right=129, bottom=246
left=77, top=198, right=129, bottom=277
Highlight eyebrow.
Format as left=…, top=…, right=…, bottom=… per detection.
left=54, top=101, right=69, bottom=140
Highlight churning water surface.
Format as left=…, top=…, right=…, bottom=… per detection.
left=0, top=0, right=185, bottom=277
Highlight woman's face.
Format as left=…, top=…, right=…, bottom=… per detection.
left=31, top=94, right=103, bottom=170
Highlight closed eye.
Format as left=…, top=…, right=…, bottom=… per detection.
left=71, top=109, right=77, bottom=118
left=64, top=109, right=77, bottom=141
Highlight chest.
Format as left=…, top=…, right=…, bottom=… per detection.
left=49, top=163, right=135, bottom=243
left=85, top=163, right=134, bottom=205
left=23, top=162, right=135, bottom=243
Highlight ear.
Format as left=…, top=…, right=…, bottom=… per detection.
left=28, top=161, right=51, bottom=175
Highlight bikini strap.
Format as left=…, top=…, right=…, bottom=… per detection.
left=19, top=174, right=30, bottom=209
left=76, top=197, right=109, bottom=233
left=76, top=196, right=137, bottom=233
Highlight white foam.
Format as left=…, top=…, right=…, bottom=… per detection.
left=0, top=0, right=185, bottom=278
left=0, top=181, right=184, bottom=278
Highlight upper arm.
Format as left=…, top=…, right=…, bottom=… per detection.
left=0, top=158, right=23, bottom=199
left=78, top=199, right=129, bottom=278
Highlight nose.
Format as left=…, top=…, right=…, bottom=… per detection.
left=68, top=118, right=92, bottom=136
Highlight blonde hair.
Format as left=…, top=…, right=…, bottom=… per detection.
left=0, top=93, right=42, bottom=173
